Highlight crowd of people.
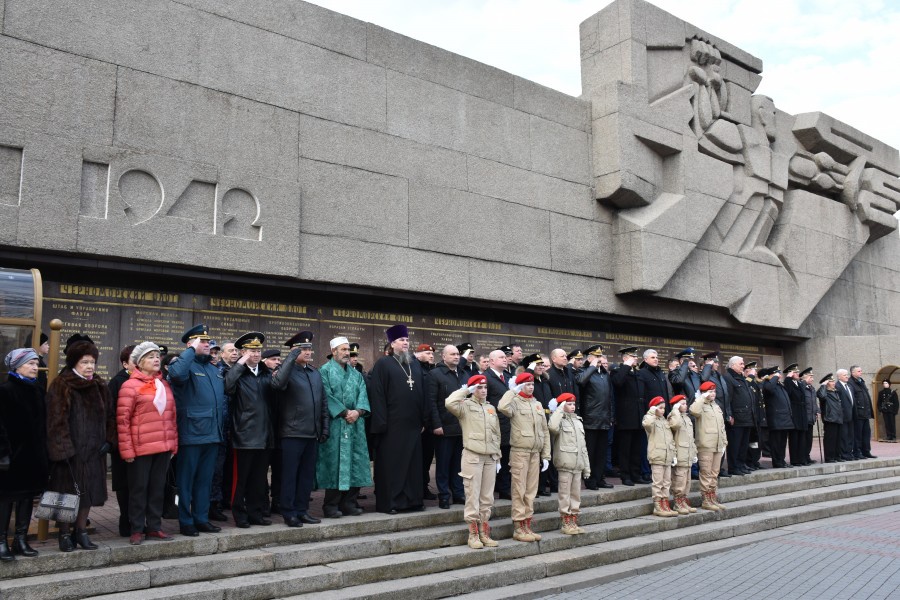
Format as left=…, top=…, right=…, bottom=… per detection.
left=0, top=324, right=896, bottom=558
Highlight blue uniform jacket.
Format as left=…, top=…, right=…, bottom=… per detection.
left=168, top=347, right=226, bottom=445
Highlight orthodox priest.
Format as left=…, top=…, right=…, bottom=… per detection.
left=366, top=324, right=435, bottom=514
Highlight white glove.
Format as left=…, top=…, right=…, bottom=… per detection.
left=190, top=337, right=202, bottom=350
left=512, top=381, right=523, bottom=393
left=496, top=462, right=502, bottom=474
left=548, top=399, right=558, bottom=412
left=541, top=459, right=549, bottom=472
left=467, top=384, right=479, bottom=394
left=692, top=456, right=698, bottom=464
left=672, top=456, right=677, bottom=467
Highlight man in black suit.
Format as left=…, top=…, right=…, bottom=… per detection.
left=485, top=349, right=512, bottom=499
left=848, top=365, right=876, bottom=459
left=835, top=369, right=856, bottom=460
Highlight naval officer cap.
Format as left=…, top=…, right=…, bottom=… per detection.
left=261, top=349, right=281, bottom=359
left=800, top=367, right=813, bottom=377
left=618, top=347, right=639, bottom=356
left=744, top=361, right=758, bottom=369
left=784, top=363, right=799, bottom=374
left=676, top=347, right=695, bottom=359
left=181, top=324, right=211, bottom=344
left=567, top=349, right=584, bottom=360
left=457, top=342, right=474, bottom=354
left=522, top=353, right=544, bottom=369
left=585, top=344, right=604, bottom=356
left=702, top=351, right=719, bottom=361
left=819, top=373, right=834, bottom=384
left=497, top=345, right=513, bottom=356
left=285, top=331, right=314, bottom=348
left=348, top=343, right=360, bottom=356
left=235, top=331, right=265, bottom=350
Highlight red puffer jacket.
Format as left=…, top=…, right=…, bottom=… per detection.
left=117, top=370, right=178, bottom=460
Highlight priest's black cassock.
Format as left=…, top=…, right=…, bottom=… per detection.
left=366, top=354, right=429, bottom=513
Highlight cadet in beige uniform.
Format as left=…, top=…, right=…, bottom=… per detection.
left=667, top=394, right=697, bottom=514
left=548, top=392, right=589, bottom=535
left=498, top=372, right=551, bottom=542
left=643, top=396, right=678, bottom=517
left=445, top=374, right=501, bottom=549
left=690, top=381, right=728, bottom=510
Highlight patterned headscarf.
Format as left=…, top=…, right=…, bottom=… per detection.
left=4, top=348, right=39, bottom=372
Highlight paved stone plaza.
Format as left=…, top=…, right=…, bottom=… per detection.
left=540, top=505, right=900, bottom=600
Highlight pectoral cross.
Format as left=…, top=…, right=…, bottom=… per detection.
left=407, top=375, right=415, bottom=390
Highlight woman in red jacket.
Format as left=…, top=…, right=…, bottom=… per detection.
left=117, top=342, right=178, bottom=544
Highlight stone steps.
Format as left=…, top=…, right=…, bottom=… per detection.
left=0, top=458, right=894, bottom=600
left=281, top=487, right=900, bottom=600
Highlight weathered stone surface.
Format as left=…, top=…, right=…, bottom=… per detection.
left=149, top=550, right=274, bottom=587
left=300, top=234, right=470, bottom=297
left=298, top=115, right=468, bottom=191
left=177, top=0, right=368, bottom=61
left=386, top=70, right=531, bottom=169
left=513, top=76, right=591, bottom=132
left=0, top=36, right=116, bottom=145
left=4, top=0, right=386, bottom=130
left=114, top=69, right=299, bottom=183
left=301, top=160, right=409, bottom=246
left=409, top=183, right=551, bottom=267
left=549, top=214, right=614, bottom=279
left=468, top=260, right=605, bottom=312
left=0, top=564, right=149, bottom=600
left=367, top=24, right=514, bottom=107
left=529, top=115, right=592, bottom=184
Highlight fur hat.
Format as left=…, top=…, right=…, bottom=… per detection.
left=65, top=340, right=99, bottom=369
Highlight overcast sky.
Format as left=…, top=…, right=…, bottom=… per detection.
left=308, top=0, right=900, bottom=153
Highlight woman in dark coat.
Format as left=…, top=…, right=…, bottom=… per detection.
left=45, top=341, right=116, bottom=552
left=0, top=348, right=49, bottom=561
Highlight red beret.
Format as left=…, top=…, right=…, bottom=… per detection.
left=699, top=381, right=716, bottom=392
left=467, top=374, right=486, bottom=386
left=670, top=394, right=687, bottom=405
left=515, top=372, right=534, bottom=385
left=416, top=344, right=434, bottom=352
left=649, top=396, right=665, bottom=408
left=558, top=392, right=576, bottom=403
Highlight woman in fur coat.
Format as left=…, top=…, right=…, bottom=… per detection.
left=46, top=340, right=116, bottom=552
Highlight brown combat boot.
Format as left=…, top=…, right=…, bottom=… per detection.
left=571, top=514, right=585, bottom=534
left=677, top=496, right=697, bottom=514
left=701, top=491, right=721, bottom=511
left=713, top=492, right=726, bottom=509
left=672, top=496, right=690, bottom=515
left=652, top=498, right=675, bottom=517
left=525, top=517, right=542, bottom=541
left=478, top=521, right=498, bottom=547
left=513, top=520, right=535, bottom=542
left=560, top=514, right=578, bottom=535
left=467, top=521, right=484, bottom=549
left=661, top=498, right=679, bottom=516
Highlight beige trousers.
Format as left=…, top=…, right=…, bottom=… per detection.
left=698, top=451, right=723, bottom=493
left=671, top=465, right=690, bottom=498
left=557, top=470, right=582, bottom=515
left=509, top=450, right=540, bottom=521
left=650, top=464, right=672, bottom=500
left=460, top=448, right=496, bottom=523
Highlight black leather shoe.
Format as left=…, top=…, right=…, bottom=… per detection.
left=452, top=497, right=466, bottom=505
left=597, top=480, right=613, bottom=489
left=208, top=503, right=228, bottom=522
left=0, top=540, right=14, bottom=561
left=195, top=522, right=222, bottom=533
left=638, top=477, right=652, bottom=485
left=341, top=507, right=363, bottom=516
left=324, top=510, right=343, bottom=519
left=12, top=534, right=38, bottom=557
left=537, top=489, right=550, bottom=497
left=235, top=520, right=250, bottom=529
left=73, top=529, right=98, bottom=550
left=179, top=524, right=199, bottom=537
left=438, top=499, right=450, bottom=509
left=621, top=479, right=635, bottom=487
left=298, top=514, right=321, bottom=525
left=249, top=517, right=272, bottom=526
left=58, top=533, right=75, bottom=552
left=423, top=489, right=437, bottom=500
left=584, top=481, right=600, bottom=490
left=284, top=516, right=302, bottom=528
left=863, top=453, right=877, bottom=459
left=719, top=471, right=732, bottom=478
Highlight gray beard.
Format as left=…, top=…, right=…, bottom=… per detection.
left=395, top=350, right=413, bottom=365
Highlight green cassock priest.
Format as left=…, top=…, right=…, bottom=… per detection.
left=315, top=337, right=372, bottom=516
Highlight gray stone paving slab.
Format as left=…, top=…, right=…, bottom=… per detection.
left=540, top=506, right=900, bottom=599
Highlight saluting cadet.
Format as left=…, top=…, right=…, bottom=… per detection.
left=548, top=392, right=589, bottom=535
left=691, top=381, right=728, bottom=511
left=667, top=394, right=697, bottom=514
left=643, top=397, right=678, bottom=517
